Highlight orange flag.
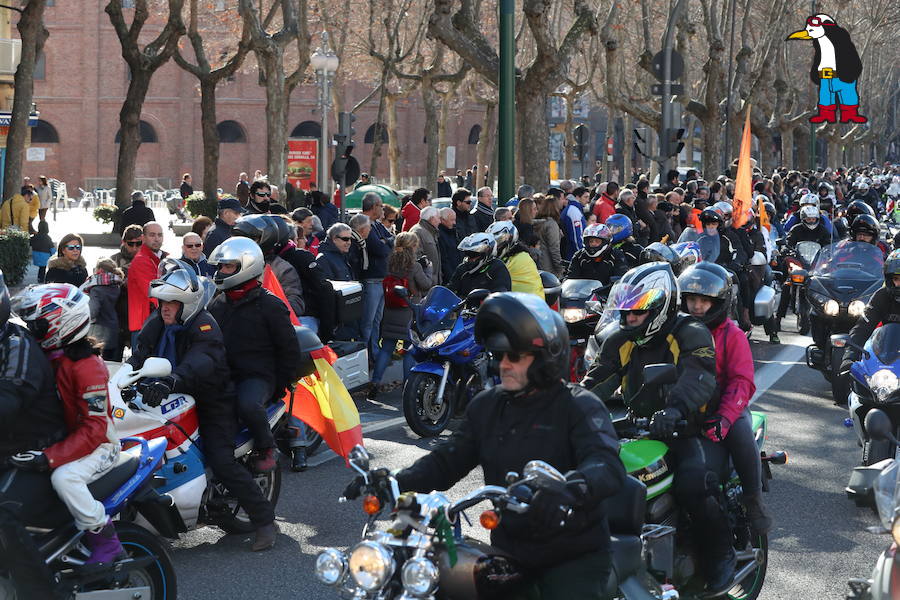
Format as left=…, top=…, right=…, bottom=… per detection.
left=262, top=264, right=300, bottom=325
left=758, top=196, right=770, bottom=231
left=732, top=107, right=753, bottom=228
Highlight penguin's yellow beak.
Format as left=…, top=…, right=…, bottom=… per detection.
left=786, top=29, right=812, bottom=40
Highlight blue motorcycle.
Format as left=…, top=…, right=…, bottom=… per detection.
left=402, top=286, right=491, bottom=437
left=0, top=437, right=181, bottom=599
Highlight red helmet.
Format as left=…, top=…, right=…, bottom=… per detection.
left=11, top=284, right=91, bottom=351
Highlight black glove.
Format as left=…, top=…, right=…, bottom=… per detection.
left=9, top=450, right=49, bottom=472
left=342, top=468, right=392, bottom=503
left=528, top=479, right=579, bottom=533
left=649, top=407, right=683, bottom=438
left=141, top=376, right=176, bottom=408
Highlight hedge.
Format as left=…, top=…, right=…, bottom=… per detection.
left=93, top=203, right=119, bottom=226
left=0, top=227, right=31, bottom=287
left=185, top=192, right=216, bottom=220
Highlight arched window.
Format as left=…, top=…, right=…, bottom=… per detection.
left=291, top=121, right=321, bottom=138
left=364, top=123, right=388, bottom=144
left=31, top=119, right=59, bottom=143
left=217, top=120, right=247, bottom=143
left=114, top=120, right=158, bottom=143
left=467, top=124, right=481, bottom=145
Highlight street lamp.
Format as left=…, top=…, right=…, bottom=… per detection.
left=310, top=32, right=339, bottom=195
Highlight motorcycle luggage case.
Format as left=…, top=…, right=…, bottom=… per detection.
left=846, top=458, right=893, bottom=507
left=329, top=340, right=369, bottom=390
left=294, top=326, right=324, bottom=378
left=753, top=284, right=777, bottom=320
left=330, top=280, right=364, bottom=325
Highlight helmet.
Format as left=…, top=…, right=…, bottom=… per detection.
left=677, top=262, right=733, bottom=329
left=885, top=249, right=900, bottom=300
left=0, top=270, right=9, bottom=333
left=11, top=283, right=91, bottom=351
left=149, top=258, right=216, bottom=325
left=232, top=214, right=288, bottom=255
left=699, top=208, right=724, bottom=227
left=850, top=214, right=879, bottom=243
left=800, top=205, right=820, bottom=229
left=457, top=233, right=496, bottom=276
left=763, top=202, right=776, bottom=221
left=605, top=214, right=633, bottom=243
left=818, top=182, right=833, bottom=195
left=485, top=220, right=519, bottom=259
left=713, top=201, right=733, bottom=222
left=640, top=242, right=678, bottom=267
left=606, top=262, right=679, bottom=345
left=207, top=237, right=265, bottom=290
left=857, top=182, right=870, bottom=193
left=799, top=193, right=820, bottom=209
left=671, top=241, right=702, bottom=274
left=582, top=223, right=612, bottom=258
left=474, top=292, right=569, bottom=388
left=846, top=200, right=875, bottom=224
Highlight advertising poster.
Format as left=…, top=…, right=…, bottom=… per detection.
left=287, top=138, right=318, bottom=191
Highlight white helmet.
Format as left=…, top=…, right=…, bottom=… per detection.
left=11, top=283, right=91, bottom=351
left=457, top=232, right=496, bottom=276
left=207, top=237, right=265, bottom=291
left=857, top=182, right=869, bottom=192
left=799, top=193, right=820, bottom=210
left=800, top=205, right=820, bottom=229
left=150, top=258, right=216, bottom=324
left=582, top=223, right=612, bottom=258
left=485, top=220, right=519, bottom=259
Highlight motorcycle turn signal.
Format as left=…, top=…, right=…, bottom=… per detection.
left=480, top=510, right=501, bottom=530
left=363, top=494, right=382, bottom=515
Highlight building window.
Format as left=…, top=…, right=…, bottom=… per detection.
left=33, top=51, right=45, bottom=80
left=214, top=0, right=226, bottom=10
left=467, top=124, right=481, bottom=145
left=217, top=120, right=246, bottom=143
left=364, top=123, right=388, bottom=144
left=122, top=0, right=135, bottom=8
left=290, top=121, right=321, bottom=138
left=31, top=119, right=59, bottom=143
left=114, top=120, right=158, bottom=143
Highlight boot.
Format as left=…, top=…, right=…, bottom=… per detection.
left=83, top=519, right=125, bottom=565
left=366, top=383, right=378, bottom=401
left=291, top=447, right=308, bottom=472
left=251, top=447, right=277, bottom=474
left=768, top=332, right=780, bottom=344
left=839, top=105, right=868, bottom=124
left=809, top=104, right=837, bottom=124
left=251, top=522, right=277, bottom=551
left=743, top=493, right=773, bottom=534
left=705, top=546, right=737, bottom=596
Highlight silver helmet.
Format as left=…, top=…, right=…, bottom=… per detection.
left=207, top=237, right=265, bottom=291
left=485, top=220, right=518, bottom=258
left=150, top=258, right=216, bottom=324
left=457, top=232, right=496, bottom=276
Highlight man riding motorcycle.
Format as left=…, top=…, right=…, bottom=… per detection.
left=566, top=223, right=625, bottom=284
left=783, top=193, right=834, bottom=235
left=786, top=205, right=832, bottom=248
left=486, top=221, right=544, bottom=299
left=849, top=214, right=889, bottom=258
left=347, top=293, right=626, bottom=599
left=581, top=262, right=736, bottom=594
left=604, top=214, right=643, bottom=268
left=841, top=249, right=900, bottom=374
left=446, top=232, right=512, bottom=297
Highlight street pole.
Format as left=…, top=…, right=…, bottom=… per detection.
left=498, top=0, right=515, bottom=203
left=658, top=0, right=686, bottom=179
left=723, top=0, right=736, bottom=174
left=311, top=32, right=338, bottom=197
left=809, top=0, right=816, bottom=170
left=320, top=77, right=330, bottom=196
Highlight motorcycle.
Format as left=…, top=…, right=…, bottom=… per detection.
left=559, top=278, right=609, bottom=382
left=0, top=436, right=180, bottom=599
left=402, top=286, right=492, bottom=438
left=779, top=240, right=820, bottom=335
left=803, top=241, right=884, bottom=405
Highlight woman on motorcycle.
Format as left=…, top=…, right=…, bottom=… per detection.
left=446, top=232, right=512, bottom=297
left=677, top=263, right=773, bottom=534
left=486, top=220, right=544, bottom=299
left=10, top=284, right=124, bottom=564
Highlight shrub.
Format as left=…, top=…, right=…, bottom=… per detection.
left=185, top=192, right=218, bottom=220
left=93, top=203, right=118, bottom=226
left=0, top=227, right=31, bottom=287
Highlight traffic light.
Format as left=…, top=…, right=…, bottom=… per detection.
left=663, top=127, right=685, bottom=158
left=333, top=111, right=360, bottom=186
left=633, top=128, right=650, bottom=158
left=573, top=126, right=589, bottom=161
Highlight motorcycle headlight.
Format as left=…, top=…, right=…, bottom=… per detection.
left=421, top=329, right=451, bottom=349
left=868, top=369, right=900, bottom=403
left=824, top=300, right=840, bottom=316
left=848, top=300, right=866, bottom=317
left=348, top=541, right=395, bottom=592
left=314, top=548, right=348, bottom=586
left=562, top=308, right=587, bottom=323
left=401, top=557, right=439, bottom=597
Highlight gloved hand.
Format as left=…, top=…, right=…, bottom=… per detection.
left=140, top=376, right=176, bottom=408
left=342, top=468, right=392, bottom=503
left=10, top=450, right=49, bottom=472
left=649, top=407, right=684, bottom=438
left=703, top=414, right=732, bottom=443
left=529, top=480, right=579, bottom=533
left=838, top=359, right=854, bottom=379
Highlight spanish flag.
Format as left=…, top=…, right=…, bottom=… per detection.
left=732, top=107, right=753, bottom=228
left=262, top=264, right=300, bottom=326
left=288, top=346, right=363, bottom=460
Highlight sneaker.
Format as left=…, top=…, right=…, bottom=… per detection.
left=743, top=494, right=773, bottom=534
left=366, top=383, right=379, bottom=401
left=769, top=333, right=780, bottom=344
left=704, top=547, right=737, bottom=596
left=251, top=522, right=277, bottom=551
left=83, top=519, right=125, bottom=565
left=251, top=447, right=277, bottom=473
left=291, top=447, right=308, bottom=472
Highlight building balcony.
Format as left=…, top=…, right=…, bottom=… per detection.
left=0, top=38, right=22, bottom=77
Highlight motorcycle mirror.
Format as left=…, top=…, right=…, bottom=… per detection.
left=393, top=286, right=409, bottom=299
left=348, top=445, right=371, bottom=473
left=138, top=357, right=173, bottom=380
left=642, top=363, right=678, bottom=387
left=585, top=300, right=603, bottom=314
left=864, top=409, right=897, bottom=443
left=505, top=471, right=520, bottom=485
left=831, top=334, right=870, bottom=359
left=466, top=288, right=491, bottom=306
left=523, top=460, right=566, bottom=484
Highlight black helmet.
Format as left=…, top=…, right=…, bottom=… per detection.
left=474, top=292, right=569, bottom=388
left=845, top=200, right=875, bottom=225
left=763, top=202, right=776, bottom=221
left=677, top=262, right=733, bottom=329
left=699, top=208, right=724, bottom=227
left=606, top=262, right=679, bottom=346
left=850, top=214, right=879, bottom=243
left=886, top=249, right=900, bottom=301
left=233, top=214, right=286, bottom=255
left=640, top=242, right=679, bottom=268
left=0, top=269, right=9, bottom=333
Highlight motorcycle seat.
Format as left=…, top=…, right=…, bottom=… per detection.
left=603, top=534, right=643, bottom=596
left=87, top=446, right=141, bottom=501
left=606, top=475, right=647, bottom=536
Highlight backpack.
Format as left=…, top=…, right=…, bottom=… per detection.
left=383, top=274, right=410, bottom=308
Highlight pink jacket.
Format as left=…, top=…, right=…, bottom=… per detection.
left=711, top=318, right=756, bottom=425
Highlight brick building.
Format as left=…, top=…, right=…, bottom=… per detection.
left=26, top=1, right=487, bottom=195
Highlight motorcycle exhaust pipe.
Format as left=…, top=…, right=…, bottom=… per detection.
left=730, top=550, right=764, bottom=587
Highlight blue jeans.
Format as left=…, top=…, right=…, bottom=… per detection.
left=361, top=280, right=385, bottom=357
left=372, top=338, right=415, bottom=385
left=818, top=77, right=859, bottom=106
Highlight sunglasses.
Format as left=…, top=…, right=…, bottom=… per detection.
left=184, top=243, right=202, bottom=248
left=625, top=309, right=649, bottom=316
left=336, top=236, right=353, bottom=242
left=125, top=240, right=143, bottom=247
left=65, top=244, right=82, bottom=251
left=255, top=192, right=271, bottom=197
left=492, top=350, right=531, bottom=363
left=459, top=199, right=471, bottom=204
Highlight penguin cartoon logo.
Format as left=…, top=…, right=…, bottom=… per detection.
left=786, top=14, right=867, bottom=125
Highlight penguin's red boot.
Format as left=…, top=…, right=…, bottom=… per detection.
left=809, top=104, right=837, bottom=123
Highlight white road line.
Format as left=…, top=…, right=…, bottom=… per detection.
left=305, top=416, right=408, bottom=468
left=750, top=340, right=809, bottom=404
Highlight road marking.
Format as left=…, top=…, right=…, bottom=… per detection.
left=751, top=340, right=809, bottom=404
left=305, top=416, right=408, bottom=468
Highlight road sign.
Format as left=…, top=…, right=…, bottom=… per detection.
left=651, top=83, right=685, bottom=96
left=651, top=50, right=684, bottom=81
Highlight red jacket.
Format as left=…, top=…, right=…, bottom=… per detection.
left=44, top=354, right=116, bottom=468
left=127, top=244, right=164, bottom=331
left=711, top=318, right=756, bottom=426
left=401, top=202, right=421, bottom=232
left=593, top=194, right=617, bottom=224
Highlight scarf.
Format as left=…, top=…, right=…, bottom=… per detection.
left=155, top=323, right=185, bottom=367
left=352, top=229, right=369, bottom=271
left=474, top=201, right=494, bottom=218
left=225, top=279, right=260, bottom=302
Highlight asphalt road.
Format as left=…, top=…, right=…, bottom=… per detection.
left=168, top=327, right=884, bottom=600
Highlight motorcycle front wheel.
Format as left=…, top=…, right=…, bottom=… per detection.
left=726, top=533, right=768, bottom=600
left=403, top=372, right=453, bottom=437
left=830, top=346, right=850, bottom=405
left=211, top=463, right=282, bottom=534
left=796, top=293, right=810, bottom=335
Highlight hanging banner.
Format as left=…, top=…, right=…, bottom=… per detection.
left=286, top=138, right=318, bottom=191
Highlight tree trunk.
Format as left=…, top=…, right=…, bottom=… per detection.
left=516, top=90, right=549, bottom=189
left=561, top=97, right=573, bottom=180
left=257, top=52, right=288, bottom=189
left=369, top=70, right=389, bottom=178
left=386, top=94, right=402, bottom=187
left=115, top=71, right=153, bottom=211
left=794, top=126, right=809, bottom=170
left=476, top=103, right=496, bottom=189
left=700, top=115, right=721, bottom=179
left=437, top=94, right=450, bottom=174
left=780, top=126, right=794, bottom=170
left=4, top=0, right=48, bottom=201
left=199, top=78, right=220, bottom=203
left=422, top=84, right=440, bottom=184
left=757, top=128, right=777, bottom=175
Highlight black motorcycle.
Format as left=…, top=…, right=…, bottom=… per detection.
left=559, top=278, right=609, bottom=382
left=779, top=240, right=821, bottom=335
left=804, top=241, right=884, bottom=405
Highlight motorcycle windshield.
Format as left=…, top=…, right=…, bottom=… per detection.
left=695, top=233, right=720, bottom=263
left=872, top=324, right=900, bottom=366
left=415, top=286, right=462, bottom=334
left=811, top=241, right=884, bottom=278
left=562, top=279, right=604, bottom=301
left=874, top=459, right=900, bottom=531
left=795, top=241, right=821, bottom=265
